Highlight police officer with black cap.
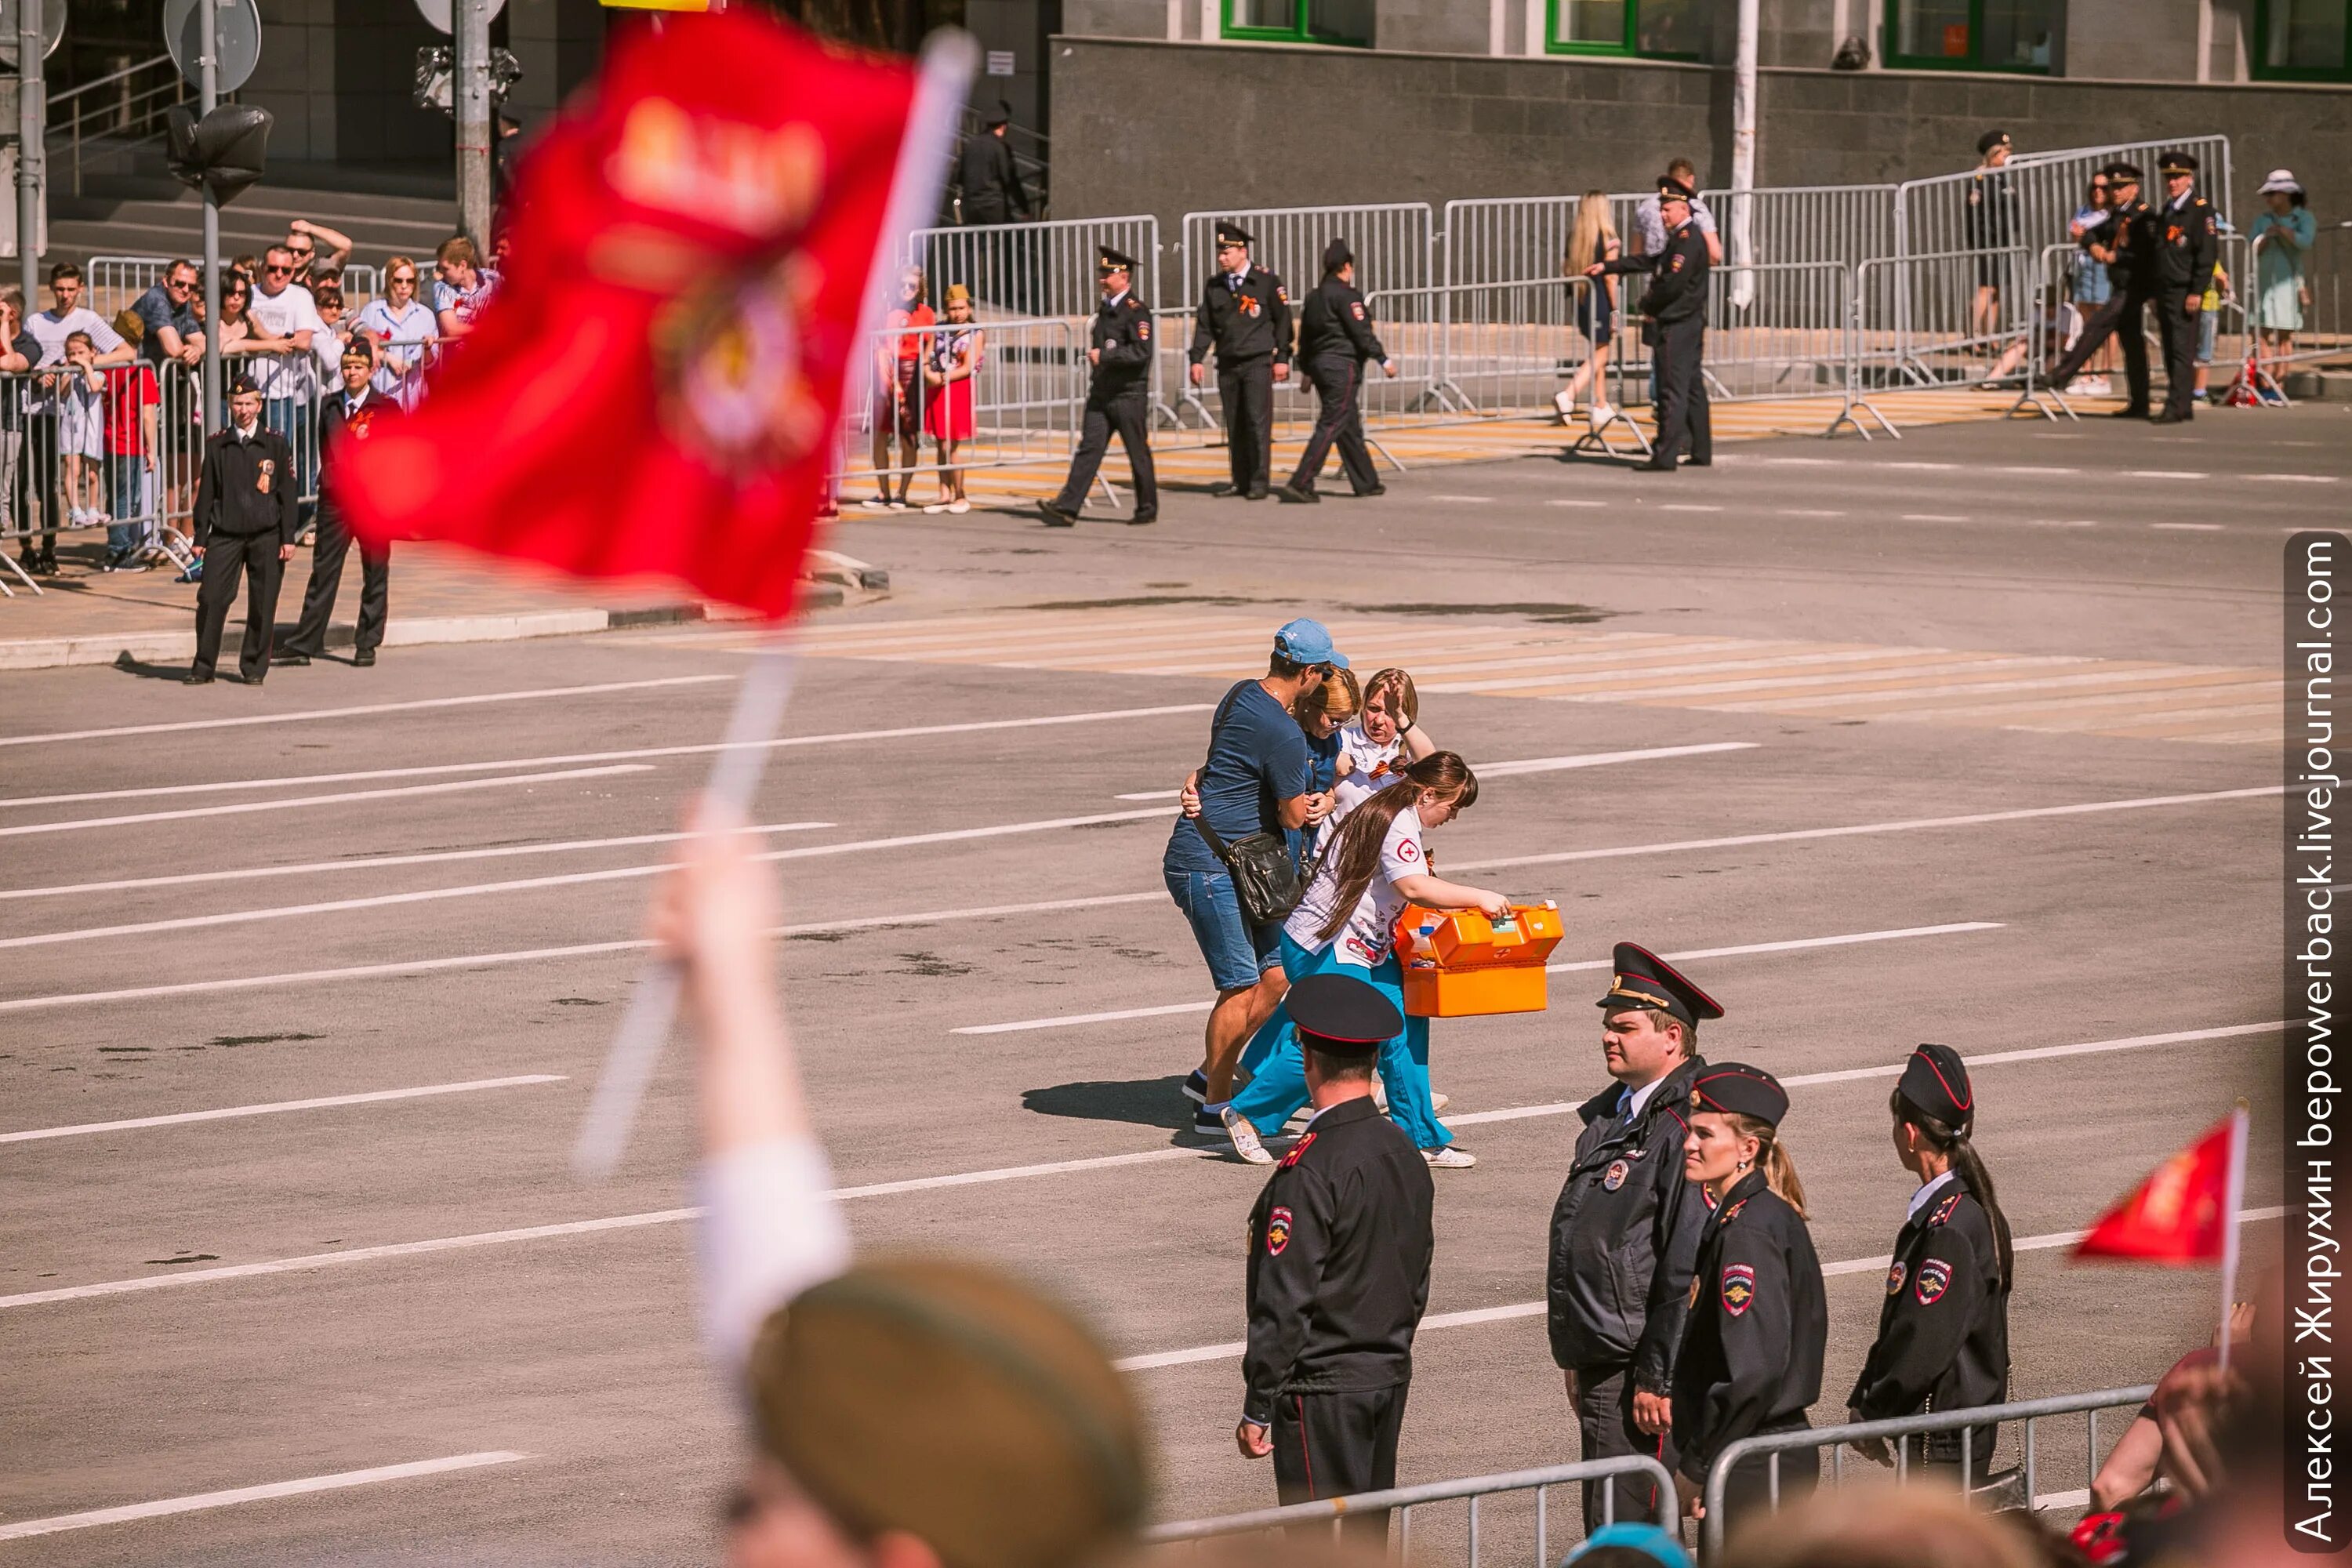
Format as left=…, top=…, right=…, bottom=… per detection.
left=2048, top=162, right=2158, bottom=415
left=1276, top=238, right=1395, bottom=505
left=1671, top=1062, right=1826, bottom=1541
left=1592, top=176, right=1712, bottom=471
left=1190, top=222, right=1293, bottom=500
left=1239, top=971, right=1436, bottom=1540
left=2149, top=151, right=2220, bottom=424
left=1548, top=943, right=1722, bottom=1534
left=1041, top=247, right=1158, bottom=527
left=1846, top=1043, right=2014, bottom=1486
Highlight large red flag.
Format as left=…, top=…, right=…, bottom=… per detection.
left=341, top=10, right=960, bottom=619
left=2072, top=1112, right=2240, bottom=1263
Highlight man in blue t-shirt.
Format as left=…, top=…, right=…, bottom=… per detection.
left=1165, top=618, right=1342, bottom=1138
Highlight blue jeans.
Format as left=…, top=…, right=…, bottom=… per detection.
left=106, top=456, right=150, bottom=557
left=1229, top=930, right=1450, bottom=1150
left=1165, top=868, right=1280, bottom=993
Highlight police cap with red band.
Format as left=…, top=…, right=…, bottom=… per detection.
left=1690, top=1062, right=1787, bottom=1126
left=1097, top=246, right=1137, bottom=274
left=1289, top=971, right=1402, bottom=1055
left=1595, top=941, right=1723, bottom=1027
left=1899, top=1041, right=1973, bottom=1127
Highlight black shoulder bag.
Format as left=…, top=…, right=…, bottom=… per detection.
left=1191, top=684, right=1305, bottom=927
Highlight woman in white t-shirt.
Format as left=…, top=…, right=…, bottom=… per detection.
left=1222, top=752, right=1509, bottom=1169
left=1330, top=666, right=1438, bottom=822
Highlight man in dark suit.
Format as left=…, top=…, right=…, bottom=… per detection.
left=278, top=343, right=392, bottom=668
left=187, top=375, right=299, bottom=686
left=953, top=106, right=1033, bottom=227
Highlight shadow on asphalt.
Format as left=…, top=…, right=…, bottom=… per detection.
left=1023, top=1075, right=1193, bottom=1128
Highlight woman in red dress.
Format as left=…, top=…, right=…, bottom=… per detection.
left=921, top=284, right=983, bottom=514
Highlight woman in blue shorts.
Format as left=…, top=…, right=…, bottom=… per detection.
left=1555, top=191, right=1621, bottom=429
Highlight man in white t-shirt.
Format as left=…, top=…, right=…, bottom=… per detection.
left=246, top=245, right=327, bottom=524
left=1630, top=157, right=1724, bottom=265
left=19, top=263, right=133, bottom=572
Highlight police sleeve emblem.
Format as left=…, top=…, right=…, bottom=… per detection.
left=1137, top=321, right=1150, bottom=339
left=1885, top=1261, right=1907, bottom=1296
left=1267, top=1206, right=1292, bottom=1256
left=1915, top=1258, right=1953, bottom=1305
left=1721, top=1263, right=1756, bottom=1317
left=1603, top=1159, right=1629, bottom=1192
left=1350, top=301, right=1366, bottom=321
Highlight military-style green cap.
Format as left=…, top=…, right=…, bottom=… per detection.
left=749, top=1257, right=1150, bottom=1568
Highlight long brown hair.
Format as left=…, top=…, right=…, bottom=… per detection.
left=1892, top=1088, right=2014, bottom=1286
left=1724, top=1111, right=1808, bottom=1220
left=1312, top=751, right=1478, bottom=944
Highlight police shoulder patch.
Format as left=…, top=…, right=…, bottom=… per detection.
left=1266, top=1205, right=1293, bottom=1255
left=1278, top=1131, right=1317, bottom=1170
left=1277, top=285, right=1290, bottom=304
left=1349, top=301, right=1366, bottom=320
left=1915, top=1258, right=1953, bottom=1305
left=1886, top=1260, right=1907, bottom=1296
left=1721, top=1263, right=1756, bottom=1316
left=1722, top=1199, right=1748, bottom=1222
left=1929, top=1192, right=1964, bottom=1228
left=1138, top=321, right=1151, bottom=339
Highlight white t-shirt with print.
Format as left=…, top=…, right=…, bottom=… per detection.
left=1285, top=805, right=1426, bottom=965
left=245, top=281, right=326, bottom=400
left=1330, top=720, right=1407, bottom=822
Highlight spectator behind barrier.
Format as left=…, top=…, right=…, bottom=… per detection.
left=1632, top=158, right=1721, bottom=265
left=19, top=265, right=134, bottom=575
left=311, top=283, right=354, bottom=388
left=100, top=352, right=162, bottom=569
left=249, top=245, right=326, bottom=528
left=2249, top=169, right=2314, bottom=397
left=0, top=292, right=35, bottom=556
left=434, top=237, right=495, bottom=339
left=863, top=266, right=933, bottom=511
left=129, top=260, right=206, bottom=371
left=652, top=805, right=1151, bottom=1568
left=354, top=256, right=440, bottom=406
left=285, top=218, right=353, bottom=289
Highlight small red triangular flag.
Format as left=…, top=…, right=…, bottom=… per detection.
left=2072, top=1112, right=2239, bottom=1264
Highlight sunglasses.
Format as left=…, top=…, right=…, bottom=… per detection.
left=390, top=274, right=417, bottom=285
left=264, top=264, right=293, bottom=275
left=288, top=245, right=314, bottom=257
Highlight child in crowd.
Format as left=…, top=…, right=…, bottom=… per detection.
left=921, top=282, right=983, bottom=514
left=2193, top=263, right=2229, bottom=403
left=1333, top=666, right=1438, bottom=822
left=101, top=358, right=160, bottom=569
left=53, top=329, right=107, bottom=538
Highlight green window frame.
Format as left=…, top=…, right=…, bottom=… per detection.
left=1881, top=0, right=2061, bottom=73
left=2252, top=0, right=2352, bottom=79
left=1544, top=0, right=1705, bottom=60
left=1221, top=0, right=1369, bottom=44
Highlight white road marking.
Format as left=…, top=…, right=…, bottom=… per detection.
left=0, top=673, right=739, bottom=749
left=0, top=765, right=654, bottom=840
left=1429, top=494, right=1494, bottom=503
left=0, top=1076, right=568, bottom=1145
left=1117, top=1207, right=2289, bottom=1371
left=2150, top=522, right=2223, bottom=532
left=0, top=1026, right=2277, bottom=1313
left=1992, top=466, right=2080, bottom=475
left=1882, top=462, right=1959, bottom=471
left=0, top=822, right=834, bottom=903
left=0, top=1452, right=533, bottom=1541
left=953, top=922, right=2001, bottom=1036
left=1901, top=514, right=1969, bottom=523
left=1659, top=504, right=1723, bottom=514
left=2024, top=519, right=2101, bottom=528
left=1777, top=509, right=1847, bottom=518
left=0, top=810, right=1174, bottom=951
left=2244, top=474, right=2337, bottom=484
left=2131, top=470, right=2208, bottom=480
left=1547, top=498, right=1609, bottom=508
left=0, top=704, right=1217, bottom=811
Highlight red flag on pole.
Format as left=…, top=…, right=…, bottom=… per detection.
left=2072, top=1111, right=2244, bottom=1264
left=341, top=9, right=966, bottom=619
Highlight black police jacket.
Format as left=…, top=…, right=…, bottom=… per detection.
left=192, top=426, right=299, bottom=549
left=316, top=388, right=387, bottom=515
left=1546, top=1055, right=1712, bottom=1389
left=1846, top=1176, right=2012, bottom=1462
left=2151, top=189, right=2221, bottom=301
left=1243, top=1095, right=1435, bottom=1426
left=1671, top=1169, right=1827, bottom=1482
left=1599, top=222, right=1711, bottom=327
left=1190, top=266, right=1293, bottom=368
left=2103, top=199, right=2162, bottom=294
left=1089, top=292, right=1153, bottom=399
left=1298, top=276, right=1388, bottom=365
left=953, top=133, right=1030, bottom=224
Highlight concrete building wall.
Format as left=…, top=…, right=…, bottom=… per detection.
left=246, top=0, right=338, bottom=163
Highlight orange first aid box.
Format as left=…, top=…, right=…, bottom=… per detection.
left=1396, top=902, right=1564, bottom=1018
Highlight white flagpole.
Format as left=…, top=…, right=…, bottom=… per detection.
left=2216, top=1102, right=2249, bottom=1376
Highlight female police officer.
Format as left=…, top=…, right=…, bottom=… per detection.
left=1846, top=1043, right=2014, bottom=1486
left=1670, top=1063, right=1826, bottom=1542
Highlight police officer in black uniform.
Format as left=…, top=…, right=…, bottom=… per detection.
left=1240, top=972, right=1436, bottom=1541
left=1593, top=176, right=1712, bottom=472
left=187, top=374, right=299, bottom=686
left=1276, top=239, right=1395, bottom=505
left=1041, top=247, right=1158, bottom=527
left=2148, top=151, right=2220, bottom=425
left=1548, top=943, right=1722, bottom=1534
left=1846, top=1043, right=2014, bottom=1486
left=1189, top=222, right=1292, bottom=500
left=2047, top=162, right=2158, bottom=415
left=1671, top=1063, right=1826, bottom=1544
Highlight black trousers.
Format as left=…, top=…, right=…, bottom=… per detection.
left=1289, top=355, right=1377, bottom=495
left=2155, top=292, right=2200, bottom=417
left=1705, top=1422, right=1818, bottom=1562
left=192, top=531, right=284, bottom=681
left=1571, top=1363, right=1677, bottom=1534
left=1217, top=357, right=1276, bottom=495
left=1051, top=390, right=1156, bottom=514
left=1271, top=1384, right=1409, bottom=1544
left=288, top=506, right=390, bottom=655
left=1650, top=318, right=1711, bottom=466
left=2049, top=290, right=2151, bottom=408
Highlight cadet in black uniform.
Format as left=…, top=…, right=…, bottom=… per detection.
left=1189, top=222, right=1293, bottom=500
left=1276, top=238, right=1395, bottom=504
left=2149, top=151, right=2221, bottom=424
left=1240, top=972, right=1436, bottom=1541
left=1041, top=248, right=1158, bottom=527
left=1846, top=1043, right=2014, bottom=1486
left=2047, top=162, right=2157, bottom=415
left=1548, top=943, right=1723, bottom=1534
left=1671, top=1064, right=1826, bottom=1543
left=187, top=375, right=299, bottom=686
left=1593, top=176, right=1712, bottom=472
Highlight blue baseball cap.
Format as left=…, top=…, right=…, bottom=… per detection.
left=1272, top=617, right=1348, bottom=670
left=1566, top=1523, right=1690, bottom=1568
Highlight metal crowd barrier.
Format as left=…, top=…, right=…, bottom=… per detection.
left=1853, top=244, right=2034, bottom=390
left=2248, top=221, right=2352, bottom=383
left=1144, top=1454, right=1676, bottom=1556
left=1441, top=192, right=1653, bottom=291
left=833, top=315, right=1083, bottom=498
left=1894, top=136, right=2234, bottom=270
left=1698, top=1384, right=2156, bottom=1559
left=903, top=215, right=1160, bottom=325
left=85, top=255, right=385, bottom=320
left=1180, top=204, right=1437, bottom=318
left=0, top=361, right=195, bottom=593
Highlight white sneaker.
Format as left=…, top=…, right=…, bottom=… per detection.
left=860, top=496, right=891, bottom=510
left=1553, top=388, right=1577, bottom=424
left=923, top=502, right=950, bottom=514
left=947, top=499, right=970, bottom=514
left=1423, top=1146, right=1477, bottom=1169
left=1222, top=1105, right=1272, bottom=1165
left=1431, top=1091, right=1450, bottom=1112
left=1588, top=401, right=1616, bottom=429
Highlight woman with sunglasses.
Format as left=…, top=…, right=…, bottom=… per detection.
left=353, top=256, right=440, bottom=408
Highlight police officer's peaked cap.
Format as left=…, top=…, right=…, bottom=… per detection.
left=1596, top=941, right=1722, bottom=1027
left=1216, top=221, right=1254, bottom=248
left=982, top=104, right=1010, bottom=128
left=750, top=1256, right=1149, bottom=1568
left=1976, top=128, right=2012, bottom=155
left=1898, top=1042, right=1973, bottom=1128
left=2159, top=149, right=2199, bottom=175
left=1096, top=245, right=1137, bottom=272
left=228, top=373, right=262, bottom=397
left=2106, top=160, right=2143, bottom=182
left=1289, top=971, right=1402, bottom=1054
left=1322, top=238, right=1352, bottom=274
left=1690, top=1062, right=1788, bottom=1126
left=1656, top=174, right=1696, bottom=202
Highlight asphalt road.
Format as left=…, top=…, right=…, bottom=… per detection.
left=0, top=404, right=2328, bottom=1564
